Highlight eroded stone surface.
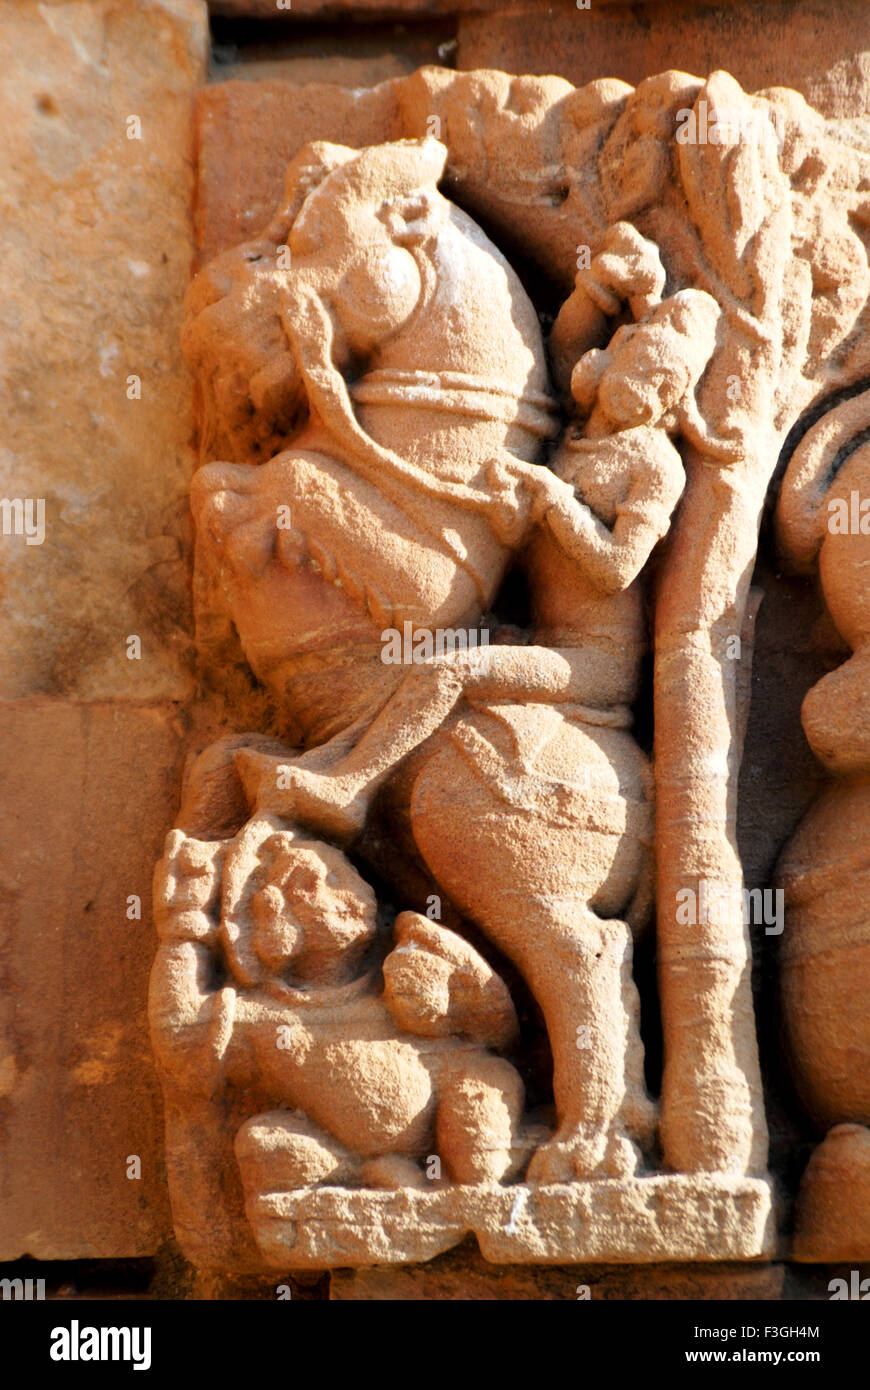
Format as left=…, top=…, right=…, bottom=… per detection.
left=250, top=1178, right=777, bottom=1269
left=0, top=0, right=207, bottom=701
left=458, top=0, right=870, bottom=120
left=0, top=701, right=185, bottom=1259
left=776, top=396, right=870, bottom=1261
left=793, top=1126, right=870, bottom=1262
left=330, top=1250, right=786, bottom=1300
left=196, top=81, right=401, bottom=263
left=209, top=21, right=454, bottom=89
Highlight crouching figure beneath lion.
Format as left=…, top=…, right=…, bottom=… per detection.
left=151, top=780, right=534, bottom=1262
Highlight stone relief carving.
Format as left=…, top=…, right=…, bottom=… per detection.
left=776, top=394, right=870, bottom=1260
left=150, top=65, right=870, bottom=1270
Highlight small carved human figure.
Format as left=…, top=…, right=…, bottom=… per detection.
left=149, top=790, right=529, bottom=1203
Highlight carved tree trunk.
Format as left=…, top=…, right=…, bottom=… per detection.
left=652, top=74, right=803, bottom=1174
left=654, top=450, right=773, bottom=1174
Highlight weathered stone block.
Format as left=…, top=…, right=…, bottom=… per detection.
left=458, top=0, right=870, bottom=118
left=0, top=0, right=207, bottom=701
left=196, top=81, right=400, bottom=261
left=0, top=701, right=186, bottom=1258
left=330, top=1249, right=786, bottom=1300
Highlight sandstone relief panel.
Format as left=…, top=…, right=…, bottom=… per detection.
left=777, top=394, right=870, bottom=1261
left=149, top=65, right=870, bottom=1272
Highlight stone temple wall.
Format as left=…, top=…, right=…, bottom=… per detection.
left=2, top=0, right=870, bottom=1308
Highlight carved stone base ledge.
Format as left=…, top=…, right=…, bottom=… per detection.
left=246, top=1177, right=777, bottom=1269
